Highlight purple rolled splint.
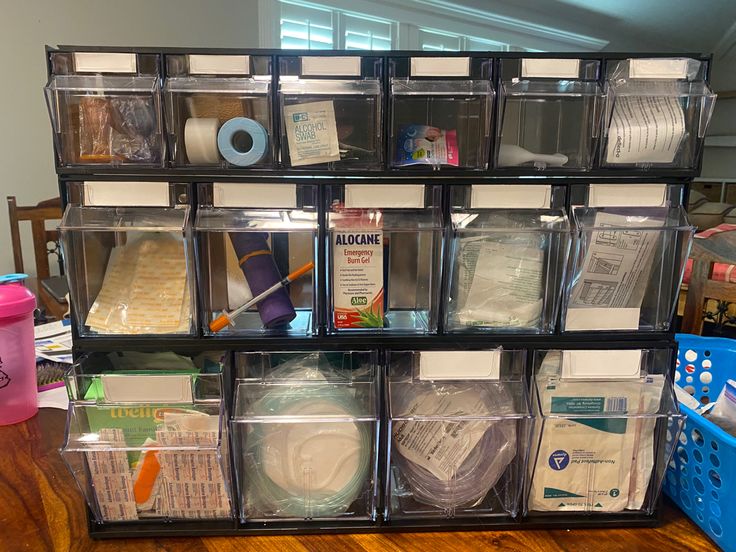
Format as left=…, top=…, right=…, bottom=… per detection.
left=229, top=232, right=296, bottom=328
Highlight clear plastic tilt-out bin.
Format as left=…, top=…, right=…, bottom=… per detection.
left=45, top=51, right=165, bottom=167
left=195, top=182, right=318, bottom=336
left=495, top=58, right=604, bottom=171
left=561, top=202, right=694, bottom=332
left=231, top=351, right=379, bottom=522
left=327, top=184, right=443, bottom=334
left=385, top=349, right=532, bottom=520
left=600, top=57, right=716, bottom=170
left=164, top=53, right=274, bottom=168
left=61, top=352, right=233, bottom=523
left=389, top=56, right=494, bottom=170
left=444, top=184, right=571, bottom=334
left=59, top=181, right=196, bottom=337
left=278, top=55, right=383, bottom=170
left=527, top=348, right=683, bottom=516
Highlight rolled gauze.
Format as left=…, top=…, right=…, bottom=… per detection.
left=229, top=232, right=296, bottom=328
left=185, top=118, right=220, bottom=164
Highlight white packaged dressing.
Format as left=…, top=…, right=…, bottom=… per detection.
left=529, top=352, right=665, bottom=512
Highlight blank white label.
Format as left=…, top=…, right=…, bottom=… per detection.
left=410, top=57, right=470, bottom=77
left=588, top=184, right=667, bottom=207
left=420, top=350, right=500, bottom=380
left=345, top=184, right=425, bottom=209
left=561, top=349, right=642, bottom=379
left=302, top=56, right=361, bottom=76
left=189, top=54, right=250, bottom=75
left=565, top=307, right=641, bottom=331
left=521, top=58, right=580, bottom=78
left=101, top=374, right=193, bottom=403
left=84, top=181, right=170, bottom=207
left=74, top=52, right=137, bottom=73
left=471, top=184, right=551, bottom=209
left=213, top=183, right=297, bottom=208
left=629, top=58, right=689, bottom=79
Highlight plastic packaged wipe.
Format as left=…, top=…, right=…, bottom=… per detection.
left=529, top=351, right=664, bottom=512
left=391, top=381, right=517, bottom=509
left=707, top=379, right=736, bottom=436
left=454, top=231, right=544, bottom=328
left=243, top=354, right=372, bottom=518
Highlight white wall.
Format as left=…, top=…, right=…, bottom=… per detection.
left=0, top=0, right=260, bottom=276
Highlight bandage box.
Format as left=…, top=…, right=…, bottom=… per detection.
left=527, top=348, right=683, bottom=516
left=164, top=53, right=274, bottom=168
left=231, top=351, right=379, bottom=522
left=278, top=55, right=383, bottom=170
left=59, top=181, right=196, bottom=337
left=561, top=204, right=694, bottom=332
left=61, top=355, right=233, bottom=523
left=326, top=184, right=443, bottom=334
left=444, top=184, right=570, bottom=334
left=495, top=58, right=603, bottom=171
left=600, top=58, right=716, bottom=170
left=44, top=51, right=165, bottom=168
left=388, top=55, right=494, bottom=170
left=194, top=182, right=318, bottom=337
left=384, top=349, right=533, bottom=520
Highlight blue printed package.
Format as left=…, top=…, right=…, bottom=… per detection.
left=395, top=125, right=459, bottom=167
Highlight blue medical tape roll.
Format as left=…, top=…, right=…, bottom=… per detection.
left=217, top=117, right=269, bottom=167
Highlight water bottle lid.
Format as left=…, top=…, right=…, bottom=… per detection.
left=0, top=274, right=36, bottom=319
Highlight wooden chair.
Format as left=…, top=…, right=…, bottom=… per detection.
left=681, top=230, right=736, bottom=334
left=7, top=196, right=66, bottom=318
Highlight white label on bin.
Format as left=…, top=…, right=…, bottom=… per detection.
left=301, top=56, right=361, bottom=76
left=521, top=58, right=580, bottom=78
left=410, top=57, right=470, bottom=77
left=213, top=182, right=297, bottom=208
left=588, top=184, right=667, bottom=208
left=629, top=58, right=689, bottom=79
left=74, top=52, right=137, bottom=73
left=419, top=350, right=500, bottom=380
left=471, top=184, right=551, bottom=209
left=561, top=349, right=642, bottom=379
left=84, top=181, right=170, bottom=207
left=565, top=307, right=641, bottom=331
left=101, top=374, right=193, bottom=403
left=345, top=184, right=425, bottom=209
left=189, top=54, right=250, bottom=75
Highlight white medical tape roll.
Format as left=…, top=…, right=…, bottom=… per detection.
left=184, top=118, right=220, bottom=164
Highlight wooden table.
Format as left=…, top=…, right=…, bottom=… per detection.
left=0, top=409, right=716, bottom=552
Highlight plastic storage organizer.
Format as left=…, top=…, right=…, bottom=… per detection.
left=666, top=334, right=736, bottom=552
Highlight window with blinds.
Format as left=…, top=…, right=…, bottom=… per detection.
left=343, top=14, right=392, bottom=50
left=280, top=2, right=334, bottom=49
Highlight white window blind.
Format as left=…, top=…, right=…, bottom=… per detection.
left=280, top=2, right=334, bottom=49
left=343, top=14, right=392, bottom=50
left=419, top=28, right=462, bottom=52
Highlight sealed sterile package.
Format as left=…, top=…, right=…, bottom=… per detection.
left=707, top=379, right=736, bottom=436
left=391, top=382, right=517, bottom=509
left=242, top=354, right=373, bottom=519
left=85, top=232, right=192, bottom=335
left=529, top=351, right=664, bottom=512
left=454, top=231, right=544, bottom=328
left=395, top=125, right=458, bottom=167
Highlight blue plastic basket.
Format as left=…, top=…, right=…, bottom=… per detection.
left=666, top=334, right=736, bottom=552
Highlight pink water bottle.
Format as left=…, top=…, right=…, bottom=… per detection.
left=0, top=274, right=38, bottom=425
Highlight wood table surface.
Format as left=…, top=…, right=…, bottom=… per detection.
left=0, top=409, right=717, bottom=552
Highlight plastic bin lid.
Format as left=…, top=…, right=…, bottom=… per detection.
left=0, top=274, right=36, bottom=319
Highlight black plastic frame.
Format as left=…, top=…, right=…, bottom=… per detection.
left=46, top=45, right=702, bottom=539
